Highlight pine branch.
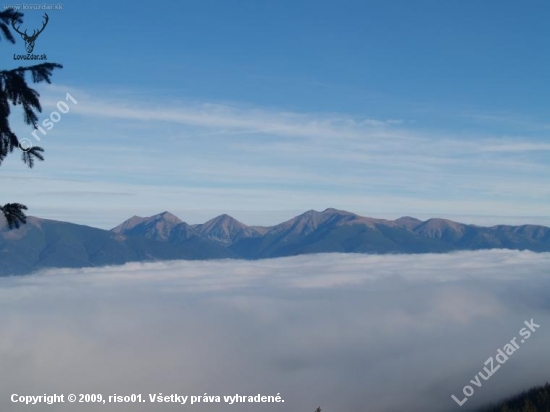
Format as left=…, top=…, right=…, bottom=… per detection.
left=0, top=10, right=22, bottom=44
left=0, top=203, right=28, bottom=229
left=0, top=128, right=19, bottom=163
left=1, top=10, right=61, bottom=230
left=0, top=64, right=63, bottom=127
left=1, top=63, right=64, bottom=84
left=0, top=63, right=62, bottom=167
left=21, top=145, right=44, bottom=168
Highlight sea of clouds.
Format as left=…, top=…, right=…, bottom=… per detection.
left=1, top=250, right=549, bottom=411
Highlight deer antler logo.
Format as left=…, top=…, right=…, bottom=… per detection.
left=11, top=12, right=49, bottom=54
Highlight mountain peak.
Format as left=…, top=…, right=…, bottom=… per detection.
left=322, top=208, right=355, bottom=216
left=321, top=207, right=353, bottom=215
left=207, top=214, right=243, bottom=225
left=111, top=211, right=183, bottom=241
left=194, top=214, right=261, bottom=245
left=111, top=215, right=146, bottom=233
left=156, top=211, right=183, bottom=223
left=394, top=216, right=423, bottom=230
left=215, top=213, right=234, bottom=221
left=270, top=208, right=359, bottom=237
left=397, top=216, right=422, bottom=221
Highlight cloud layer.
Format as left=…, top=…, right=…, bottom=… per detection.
left=1, top=250, right=550, bottom=411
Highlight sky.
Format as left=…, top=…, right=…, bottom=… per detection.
left=1, top=0, right=549, bottom=228
left=1, top=250, right=550, bottom=411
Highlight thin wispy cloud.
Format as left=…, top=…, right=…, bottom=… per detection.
left=40, top=88, right=404, bottom=142
left=476, top=143, right=550, bottom=153
left=2, top=84, right=548, bottom=228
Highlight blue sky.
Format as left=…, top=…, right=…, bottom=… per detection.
left=2, top=0, right=550, bottom=228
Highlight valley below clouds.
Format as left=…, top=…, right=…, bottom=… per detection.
left=1, top=250, right=550, bottom=411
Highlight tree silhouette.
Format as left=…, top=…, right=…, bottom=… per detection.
left=477, top=382, right=550, bottom=411
left=0, top=9, right=62, bottom=229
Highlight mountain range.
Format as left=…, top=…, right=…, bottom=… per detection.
left=1, top=208, right=549, bottom=276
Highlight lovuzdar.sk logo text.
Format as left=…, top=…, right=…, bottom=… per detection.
left=11, top=11, right=49, bottom=60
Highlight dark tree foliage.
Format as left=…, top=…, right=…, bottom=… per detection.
left=478, top=382, right=550, bottom=412
left=0, top=9, right=62, bottom=229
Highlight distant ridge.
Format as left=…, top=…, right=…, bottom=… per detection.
left=1, top=208, right=549, bottom=276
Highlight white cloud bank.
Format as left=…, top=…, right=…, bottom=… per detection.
left=1, top=250, right=550, bottom=411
